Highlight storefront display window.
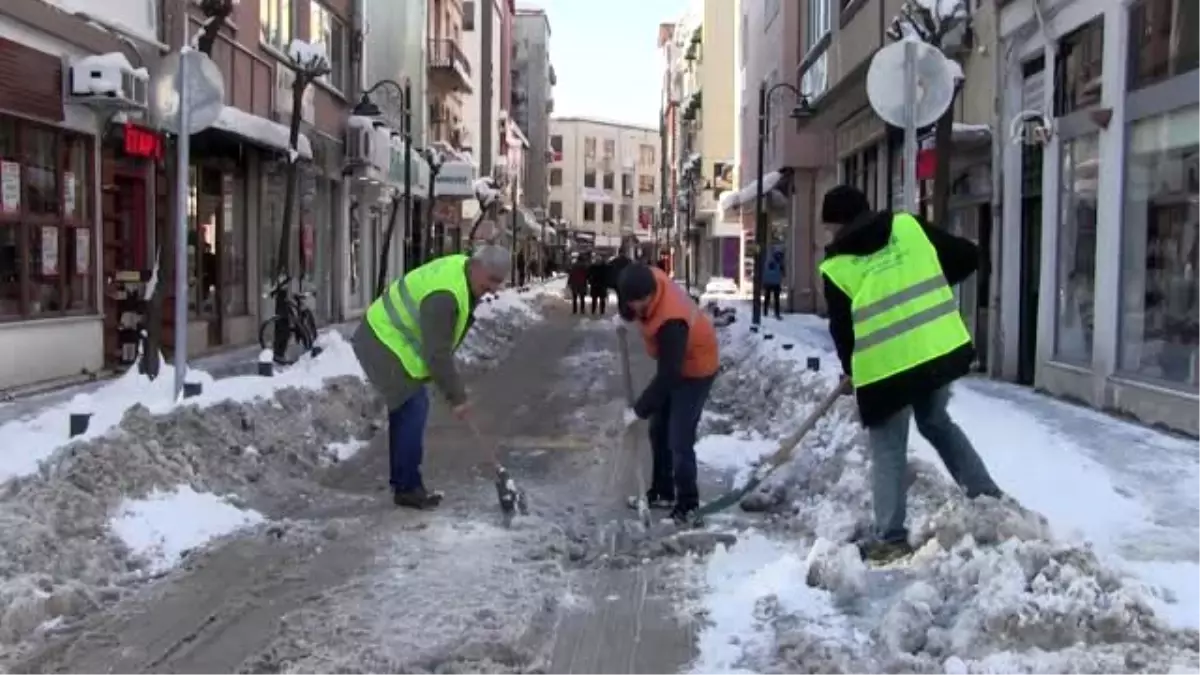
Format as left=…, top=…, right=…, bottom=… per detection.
left=221, top=173, right=248, bottom=316
left=0, top=114, right=94, bottom=321
left=1119, top=105, right=1199, bottom=389
left=1054, top=133, right=1099, bottom=365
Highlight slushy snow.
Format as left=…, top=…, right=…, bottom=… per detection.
left=682, top=301, right=1200, bottom=673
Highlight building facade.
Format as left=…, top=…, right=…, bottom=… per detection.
left=996, top=0, right=1197, bottom=434
left=426, top=0, right=476, bottom=251
left=548, top=117, right=661, bottom=247
left=460, top=0, right=514, bottom=228
left=512, top=8, right=555, bottom=213
left=660, top=0, right=740, bottom=289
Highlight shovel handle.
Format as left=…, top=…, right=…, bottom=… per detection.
left=616, top=325, right=636, bottom=406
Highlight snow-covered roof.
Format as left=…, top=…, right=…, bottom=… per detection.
left=210, top=106, right=313, bottom=160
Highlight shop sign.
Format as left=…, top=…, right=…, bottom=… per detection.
left=40, top=226, right=58, bottom=275
left=123, top=122, right=164, bottom=160
left=434, top=160, right=476, bottom=198
left=1, top=161, right=19, bottom=213
left=75, top=229, right=90, bottom=275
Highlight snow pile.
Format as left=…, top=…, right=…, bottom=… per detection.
left=109, top=486, right=265, bottom=575
left=684, top=317, right=1200, bottom=673
left=458, top=281, right=563, bottom=365
left=0, top=286, right=553, bottom=664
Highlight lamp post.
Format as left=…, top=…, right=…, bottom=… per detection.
left=751, top=81, right=812, bottom=327
left=510, top=172, right=519, bottom=286
left=353, top=79, right=411, bottom=297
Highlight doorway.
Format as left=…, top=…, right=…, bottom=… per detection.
left=1017, top=194, right=1042, bottom=385
left=102, top=171, right=149, bottom=367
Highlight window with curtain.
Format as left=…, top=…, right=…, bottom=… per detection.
left=310, top=1, right=348, bottom=92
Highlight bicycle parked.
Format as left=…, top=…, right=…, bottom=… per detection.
left=258, top=274, right=319, bottom=365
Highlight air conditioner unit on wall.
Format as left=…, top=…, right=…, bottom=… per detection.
left=67, top=53, right=149, bottom=109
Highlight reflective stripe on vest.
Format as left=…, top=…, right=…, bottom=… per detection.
left=366, top=254, right=471, bottom=379
left=819, top=213, right=970, bottom=387
left=380, top=278, right=426, bottom=353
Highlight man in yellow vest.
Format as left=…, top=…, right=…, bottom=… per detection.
left=351, top=245, right=511, bottom=509
left=818, top=185, right=1003, bottom=564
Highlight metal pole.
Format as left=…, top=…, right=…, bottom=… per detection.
left=751, top=81, right=767, bottom=327
left=902, top=41, right=919, bottom=214
left=173, top=46, right=192, bottom=399
left=402, top=83, right=414, bottom=270
left=510, top=173, right=518, bottom=285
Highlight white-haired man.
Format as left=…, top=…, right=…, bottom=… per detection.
left=353, top=245, right=511, bottom=509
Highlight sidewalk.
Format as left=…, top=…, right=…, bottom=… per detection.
left=723, top=303, right=1200, bottom=629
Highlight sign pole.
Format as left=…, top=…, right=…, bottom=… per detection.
left=902, top=40, right=919, bottom=214
left=173, top=48, right=191, bottom=400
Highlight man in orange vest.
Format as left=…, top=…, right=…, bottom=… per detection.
left=618, top=262, right=720, bottom=525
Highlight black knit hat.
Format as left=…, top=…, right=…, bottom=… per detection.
left=617, top=262, right=657, bottom=303
left=821, top=184, right=870, bottom=226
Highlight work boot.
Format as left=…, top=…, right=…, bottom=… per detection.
left=393, top=486, right=444, bottom=510
left=627, top=490, right=674, bottom=511
left=858, top=538, right=914, bottom=565
left=670, top=504, right=703, bottom=528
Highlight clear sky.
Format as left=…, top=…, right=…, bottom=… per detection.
left=528, top=0, right=691, bottom=128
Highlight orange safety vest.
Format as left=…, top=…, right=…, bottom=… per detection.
left=638, top=267, right=719, bottom=378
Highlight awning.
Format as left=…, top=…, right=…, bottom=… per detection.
left=210, top=106, right=313, bottom=160
left=719, top=170, right=789, bottom=215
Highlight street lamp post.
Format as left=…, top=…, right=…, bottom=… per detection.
left=752, top=81, right=811, bottom=327
left=353, top=78, right=411, bottom=297
left=510, top=173, right=519, bottom=286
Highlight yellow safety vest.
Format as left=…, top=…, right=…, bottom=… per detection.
left=365, top=254, right=472, bottom=380
left=819, top=213, right=970, bottom=387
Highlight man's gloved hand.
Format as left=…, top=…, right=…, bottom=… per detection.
left=623, top=408, right=640, bottom=427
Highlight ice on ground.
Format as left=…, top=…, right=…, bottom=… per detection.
left=0, top=293, right=549, bottom=666
left=324, top=439, right=369, bottom=464
left=695, top=435, right=777, bottom=487
left=683, top=305, right=1200, bottom=672
left=110, top=485, right=265, bottom=575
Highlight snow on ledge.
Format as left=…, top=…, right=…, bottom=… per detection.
left=211, top=106, right=313, bottom=160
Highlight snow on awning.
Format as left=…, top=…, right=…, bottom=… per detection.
left=210, top=106, right=313, bottom=160
left=720, top=171, right=785, bottom=215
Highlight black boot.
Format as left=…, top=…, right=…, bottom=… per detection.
left=393, top=486, right=444, bottom=510
left=670, top=503, right=703, bottom=528
left=627, top=489, right=675, bottom=511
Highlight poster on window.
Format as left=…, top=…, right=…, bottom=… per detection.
left=41, top=226, right=59, bottom=275
left=1, top=161, right=20, bottom=213
left=76, top=228, right=90, bottom=275
left=63, top=172, right=76, bottom=217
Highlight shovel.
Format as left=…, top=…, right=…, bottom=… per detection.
left=468, top=419, right=529, bottom=525
left=616, top=325, right=653, bottom=528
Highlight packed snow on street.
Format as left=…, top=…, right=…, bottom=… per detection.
left=680, top=299, right=1199, bottom=674
left=0, top=282, right=563, bottom=670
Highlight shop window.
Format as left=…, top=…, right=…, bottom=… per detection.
left=549, top=201, right=562, bottom=219
left=549, top=168, right=562, bottom=186
left=602, top=172, right=614, bottom=190
left=1119, top=105, right=1199, bottom=389
left=260, top=0, right=294, bottom=53
left=583, top=202, right=596, bottom=221
left=584, top=171, right=596, bottom=188
left=310, top=1, right=349, bottom=93
left=602, top=203, right=614, bottom=223
left=1053, top=133, right=1100, bottom=364
left=1128, top=0, right=1199, bottom=92
left=1053, top=18, right=1104, bottom=116
left=221, top=173, right=249, bottom=316
left=0, top=115, right=94, bottom=320
left=639, top=175, right=655, bottom=194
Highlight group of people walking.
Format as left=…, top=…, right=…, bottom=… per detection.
left=348, top=182, right=1005, bottom=563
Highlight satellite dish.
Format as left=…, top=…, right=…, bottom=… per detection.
left=153, top=50, right=225, bottom=135
left=866, top=40, right=956, bottom=129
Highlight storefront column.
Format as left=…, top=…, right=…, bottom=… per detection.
left=1087, top=3, right=1130, bottom=401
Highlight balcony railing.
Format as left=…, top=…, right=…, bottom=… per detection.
left=428, top=38, right=472, bottom=79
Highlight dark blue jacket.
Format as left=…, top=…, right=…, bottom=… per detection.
left=762, top=252, right=784, bottom=285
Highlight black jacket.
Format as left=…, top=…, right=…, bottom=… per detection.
left=608, top=254, right=633, bottom=317
left=586, top=261, right=609, bottom=293
left=633, top=319, right=690, bottom=418
left=822, top=210, right=980, bottom=427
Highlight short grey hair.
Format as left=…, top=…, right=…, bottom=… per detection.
left=471, top=244, right=512, bottom=278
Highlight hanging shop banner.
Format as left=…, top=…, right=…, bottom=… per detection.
left=63, top=171, right=76, bottom=217
left=41, top=225, right=59, bottom=275
left=1, top=161, right=20, bottom=213
left=75, top=228, right=90, bottom=275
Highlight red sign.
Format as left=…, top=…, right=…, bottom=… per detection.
left=123, top=122, right=163, bottom=160
left=916, top=147, right=937, bottom=181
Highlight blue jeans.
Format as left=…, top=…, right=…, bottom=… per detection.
left=867, top=385, right=1001, bottom=543
left=388, top=386, right=430, bottom=491
left=648, top=376, right=714, bottom=509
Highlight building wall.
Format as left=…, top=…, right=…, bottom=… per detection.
left=513, top=9, right=553, bottom=211
left=548, top=117, right=661, bottom=241
left=997, top=0, right=1199, bottom=435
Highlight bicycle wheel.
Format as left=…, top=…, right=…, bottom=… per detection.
left=299, top=310, right=318, bottom=350
left=259, top=315, right=305, bottom=364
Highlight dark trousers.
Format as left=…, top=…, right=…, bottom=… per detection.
left=590, top=290, right=607, bottom=314
left=648, top=375, right=714, bottom=509
left=388, top=386, right=430, bottom=491
left=762, top=284, right=782, bottom=319
left=571, top=288, right=587, bottom=313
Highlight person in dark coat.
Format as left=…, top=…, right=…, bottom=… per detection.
left=567, top=255, right=589, bottom=314
left=587, top=256, right=609, bottom=315
left=608, top=250, right=632, bottom=319
left=761, top=248, right=785, bottom=319
left=819, top=184, right=1002, bottom=563
left=516, top=251, right=527, bottom=287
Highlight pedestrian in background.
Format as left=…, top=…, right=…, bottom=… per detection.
left=587, top=256, right=609, bottom=315
left=818, top=184, right=1003, bottom=564
left=568, top=254, right=589, bottom=314
left=761, top=248, right=785, bottom=320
